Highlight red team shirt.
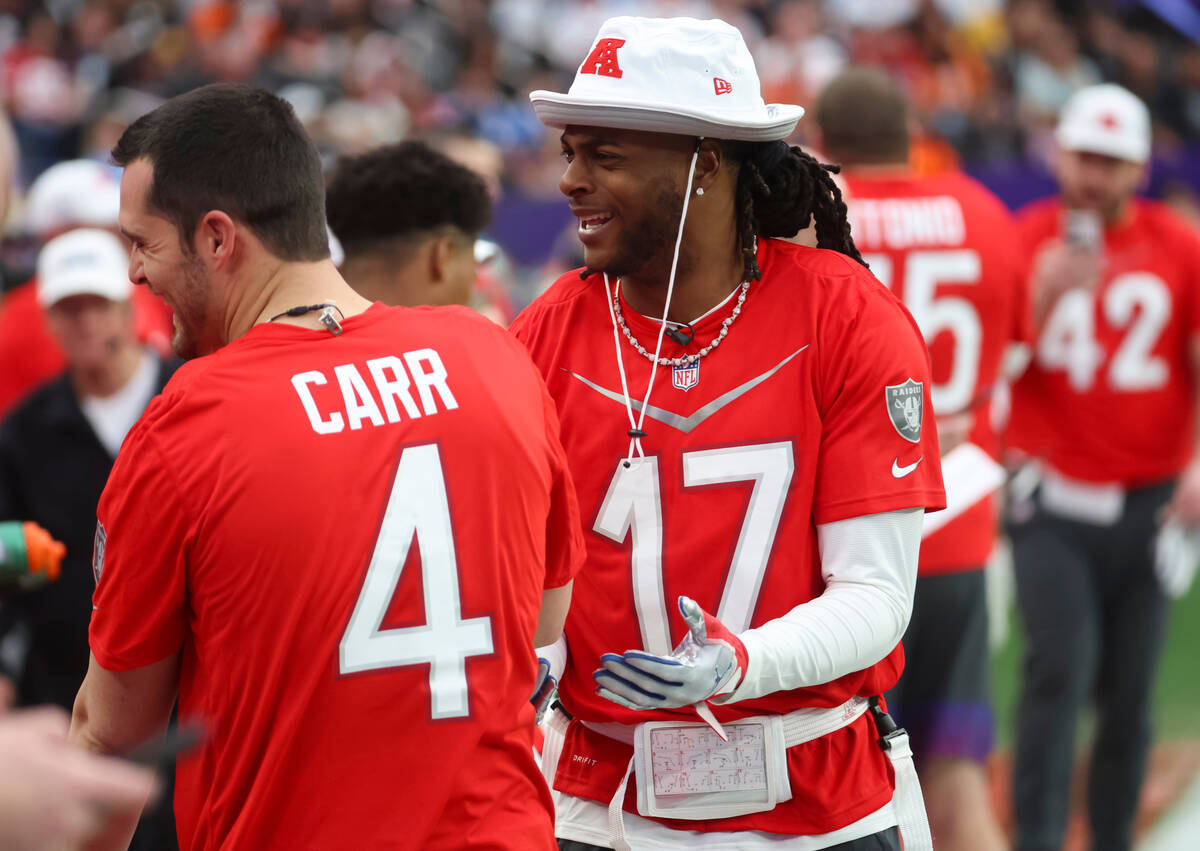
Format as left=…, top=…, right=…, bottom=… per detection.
left=1011, top=198, right=1200, bottom=485
left=89, top=304, right=584, bottom=850
left=846, top=170, right=1031, bottom=573
left=511, top=239, right=945, bottom=836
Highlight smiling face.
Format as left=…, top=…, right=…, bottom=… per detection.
left=119, top=158, right=221, bottom=359
left=559, top=126, right=695, bottom=281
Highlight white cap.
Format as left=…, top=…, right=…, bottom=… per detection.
left=530, top=17, right=804, bottom=142
left=25, top=159, right=121, bottom=239
left=1055, top=84, right=1151, bottom=164
left=36, top=228, right=132, bottom=308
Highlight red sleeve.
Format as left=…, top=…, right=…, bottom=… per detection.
left=814, top=281, right=945, bottom=524
left=89, top=412, right=190, bottom=671
left=540, top=378, right=585, bottom=589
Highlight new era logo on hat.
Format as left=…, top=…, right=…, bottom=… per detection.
left=529, top=17, right=803, bottom=142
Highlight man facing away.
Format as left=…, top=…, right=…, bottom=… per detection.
left=512, top=17, right=945, bottom=851
left=815, top=67, right=1028, bottom=851
left=68, top=83, right=584, bottom=851
left=1008, top=83, right=1200, bottom=851
left=326, top=140, right=490, bottom=310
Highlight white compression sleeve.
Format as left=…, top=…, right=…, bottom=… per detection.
left=535, top=635, right=568, bottom=682
left=713, top=508, right=923, bottom=704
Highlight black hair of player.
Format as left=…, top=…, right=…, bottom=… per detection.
left=721, top=140, right=864, bottom=281
left=325, top=141, right=492, bottom=253
left=111, top=83, right=329, bottom=262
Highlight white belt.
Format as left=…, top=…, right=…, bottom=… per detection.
left=571, top=697, right=931, bottom=851
left=582, top=695, right=869, bottom=748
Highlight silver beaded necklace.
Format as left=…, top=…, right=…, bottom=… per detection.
left=612, top=280, right=750, bottom=367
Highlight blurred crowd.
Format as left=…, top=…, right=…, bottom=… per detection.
left=0, top=0, right=1198, bottom=297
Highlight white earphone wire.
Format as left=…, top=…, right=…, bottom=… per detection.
left=600, top=143, right=702, bottom=466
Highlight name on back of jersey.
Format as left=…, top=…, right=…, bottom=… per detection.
left=851, top=195, right=965, bottom=250
left=290, top=348, right=458, bottom=435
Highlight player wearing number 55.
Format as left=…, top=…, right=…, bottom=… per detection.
left=1006, top=84, right=1200, bottom=851
left=814, top=68, right=1029, bottom=851
left=68, top=83, right=584, bottom=851
left=511, top=17, right=945, bottom=851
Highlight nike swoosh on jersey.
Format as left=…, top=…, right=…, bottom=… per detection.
left=892, top=457, right=922, bottom=478
left=562, top=346, right=808, bottom=435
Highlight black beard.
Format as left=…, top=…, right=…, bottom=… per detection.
left=586, top=178, right=687, bottom=284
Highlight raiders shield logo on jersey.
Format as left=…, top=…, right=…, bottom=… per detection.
left=92, top=521, right=106, bottom=584
left=673, top=362, right=699, bottom=392
left=886, top=379, right=923, bottom=443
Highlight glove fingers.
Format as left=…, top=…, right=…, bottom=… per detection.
left=678, top=596, right=707, bottom=643
left=593, top=669, right=664, bottom=705
left=595, top=686, right=647, bottom=711
left=599, top=655, right=682, bottom=691
left=619, top=652, right=690, bottom=684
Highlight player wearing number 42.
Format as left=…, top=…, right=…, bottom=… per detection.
left=1006, top=84, right=1200, bottom=851
left=513, top=16, right=944, bottom=851
left=68, top=84, right=585, bottom=851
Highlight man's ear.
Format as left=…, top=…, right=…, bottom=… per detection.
left=194, top=211, right=238, bottom=269
left=428, top=234, right=453, bottom=285
left=691, top=138, right=725, bottom=195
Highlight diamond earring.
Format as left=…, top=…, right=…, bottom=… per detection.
left=695, top=187, right=705, bottom=196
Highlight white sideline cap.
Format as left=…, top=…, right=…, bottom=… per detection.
left=1055, top=84, right=1151, bottom=164
left=530, top=17, right=804, bottom=142
left=37, top=228, right=132, bottom=307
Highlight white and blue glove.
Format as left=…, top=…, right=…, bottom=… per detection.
left=529, top=657, right=557, bottom=725
left=593, top=596, right=748, bottom=714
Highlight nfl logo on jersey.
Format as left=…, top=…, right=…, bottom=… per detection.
left=673, top=362, right=699, bottom=391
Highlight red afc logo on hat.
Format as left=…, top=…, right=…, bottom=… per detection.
left=713, top=77, right=732, bottom=96
left=580, top=38, right=625, bottom=79
left=1099, top=112, right=1120, bottom=130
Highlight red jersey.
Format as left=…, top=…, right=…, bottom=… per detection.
left=0, top=279, right=173, bottom=416
left=511, top=239, right=944, bottom=836
left=1011, top=198, right=1200, bottom=485
left=846, top=170, right=1030, bottom=573
left=90, top=304, right=584, bottom=851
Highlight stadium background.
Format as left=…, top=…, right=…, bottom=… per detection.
left=0, top=0, right=1197, bottom=846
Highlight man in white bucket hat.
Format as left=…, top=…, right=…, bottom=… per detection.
left=513, top=16, right=945, bottom=851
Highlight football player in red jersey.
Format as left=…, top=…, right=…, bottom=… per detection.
left=1008, top=83, right=1200, bottom=851
left=815, top=68, right=1026, bottom=851
left=513, top=17, right=945, bottom=851
left=67, top=83, right=584, bottom=851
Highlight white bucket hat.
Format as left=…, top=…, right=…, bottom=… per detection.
left=529, top=16, right=804, bottom=142
left=1055, top=84, right=1151, bottom=164
left=37, top=228, right=132, bottom=308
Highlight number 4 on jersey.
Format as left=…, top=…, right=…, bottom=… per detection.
left=339, top=443, right=493, bottom=720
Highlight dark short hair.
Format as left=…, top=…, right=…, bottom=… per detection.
left=326, top=141, right=491, bottom=256
left=112, top=83, right=329, bottom=261
left=815, top=67, right=910, bottom=166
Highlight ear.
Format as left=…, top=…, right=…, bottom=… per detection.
left=428, top=235, right=453, bottom=285
left=193, top=211, right=238, bottom=269
left=691, top=139, right=725, bottom=195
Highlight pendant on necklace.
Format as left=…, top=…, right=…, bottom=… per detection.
left=672, top=360, right=700, bottom=392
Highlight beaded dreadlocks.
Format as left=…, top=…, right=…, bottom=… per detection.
left=722, top=139, right=865, bottom=281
